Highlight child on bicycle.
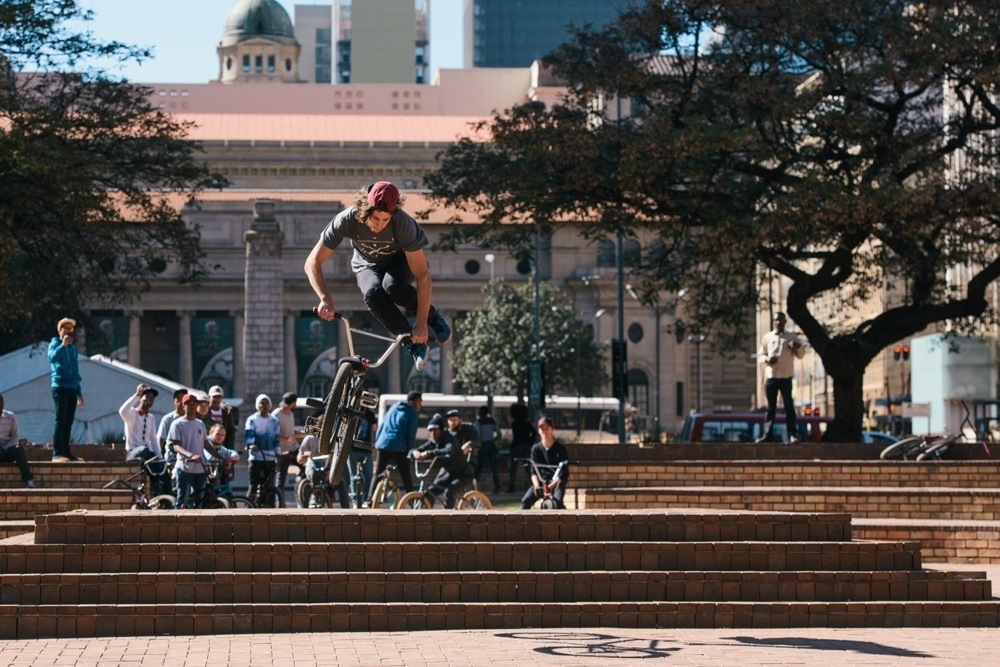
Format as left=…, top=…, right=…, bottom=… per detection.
left=245, top=394, right=281, bottom=504
left=411, top=414, right=474, bottom=508
left=521, top=416, right=570, bottom=510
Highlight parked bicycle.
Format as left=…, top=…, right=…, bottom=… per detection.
left=104, top=456, right=175, bottom=510
left=368, top=462, right=403, bottom=509
left=304, top=311, right=424, bottom=486
left=246, top=449, right=286, bottom=508
left=295, top=454, right=348, bottom=508
left=207, top=460, right=255, bottom=509
left=879, top=433, right=962, bottom=461
left=396, top=456, right=492, bottom=510
left=516, top=458, right=570, bottom=509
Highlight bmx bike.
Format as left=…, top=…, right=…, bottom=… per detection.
left=396, top=456, right=493, bottom=510
left=304, top=311, right=424, bottom=487
left=516, top=458, right=570, bottom=509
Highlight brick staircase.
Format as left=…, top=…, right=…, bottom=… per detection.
left=0, top=509, right=996, bottom=638
left=571, top=459, right=1000, bottom=562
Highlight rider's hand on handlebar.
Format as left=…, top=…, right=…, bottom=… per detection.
left=410, top=320, right=429, bottom=344
left=533, top=485, right=544, bottom=497
left=314, top=299, right=336, bottom=322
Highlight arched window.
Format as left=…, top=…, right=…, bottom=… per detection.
left=596, top=240, right=615, bottom=267
left=623, top=239, right=641, bottom=268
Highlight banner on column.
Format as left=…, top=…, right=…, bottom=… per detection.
left=88, top=315, right=129, bottom=361
left=192, top=316, right=234, bottom=394
left=297, top=315, right=337, bottom=398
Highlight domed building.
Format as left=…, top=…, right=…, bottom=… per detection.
left=216, top=0, right=303, bottom=83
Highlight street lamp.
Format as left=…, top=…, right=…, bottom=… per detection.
left=484, top=253, right=495, bottom=281
left=688, top=333, right=707, bottom=413
left=576, top=308, right=606, bottom=433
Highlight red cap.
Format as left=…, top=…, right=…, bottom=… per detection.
left=181, top=393, right=199, bottom=405
left=367, top=181, right=399, bottom=212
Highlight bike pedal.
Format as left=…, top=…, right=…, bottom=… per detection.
left=359, top=391, right=379, bottom=410
left=352, top=440, right=373, bottom=452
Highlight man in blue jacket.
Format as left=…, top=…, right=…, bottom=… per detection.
left=48, top=317, right=83, bottom=462
left=365, top=391, right=421, bottom=505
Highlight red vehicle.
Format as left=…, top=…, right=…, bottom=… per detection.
left=677, top=412, right=833, bottom=443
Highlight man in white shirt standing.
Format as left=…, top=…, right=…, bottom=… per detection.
left=274, top=392, right=299, bottom=492
left=756, top=312, right=806, bottom=443
left=119, top=384, right=160, bottom=456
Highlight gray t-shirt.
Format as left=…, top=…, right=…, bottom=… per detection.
left=320, top=207, right=429, bottom=272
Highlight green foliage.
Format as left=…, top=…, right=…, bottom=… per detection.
left=0, top=0, right=225, bottom=352
left=429, top=0, right=1000, bottom=440
left=452, top=280, right=607, bottom=399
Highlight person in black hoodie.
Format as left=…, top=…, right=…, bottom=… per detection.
left=412, top=414, right=473, bottom=508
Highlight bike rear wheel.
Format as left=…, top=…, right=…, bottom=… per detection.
left=147, top=494, right=176, bottom=510
left=308, top=486, right=330, bottom=508
left=457, top=490, right=492, bottom=510
left=256, top=487, right=287, bottom=509
left=879, top=436, right=924, bottom=460
left=319, top=361, right=361, bottom=487
left=228, top=496, right=256, bottom=509
left=396, top=491, right=431, bottom=509
left=370, top=479, right=399, bottom=509
left=295, top=477, right=312, bottom=508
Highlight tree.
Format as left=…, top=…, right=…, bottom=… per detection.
left=428, top=0, right=1000, bottom=441
left=452, top=280, right=607, bottom=400
left=0, top=0, right=224, bottom=352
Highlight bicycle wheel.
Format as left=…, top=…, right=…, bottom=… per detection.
left=457, top=490, right=492, bottom=510
left=257, top=487, right=287, bottom=509
left=369, top=479, right=387, bottom=509
left=879, top=436, right=924, bottom=460
left=205, top=497, right=230, bottom=509
left=228, top=496, right=256, bottom=510
left=308, top=486, right=330, bottom=508
left=148, top=494, right=176, bottom=510
left=319, top=361, right=361, bottom=487
left=295, top=477, right=312, bottom=508
left=396, top=491, right=431, bottom=509
left=917, top=434, right=960, bottom=461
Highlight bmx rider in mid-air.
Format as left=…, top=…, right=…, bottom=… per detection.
left=304, top=181, right=451, bottom=371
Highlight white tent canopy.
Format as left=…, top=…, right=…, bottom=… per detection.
left=0, top=343, right=187, bottom=445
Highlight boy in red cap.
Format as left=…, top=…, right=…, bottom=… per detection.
left=304, top=181, right=451, bottom=371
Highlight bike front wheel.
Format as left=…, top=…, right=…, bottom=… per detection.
left=227, top=496, right=256, bottom=510
left=879, top=436, right=924, bottom=460
left=396, top=491, right=431, bottom=509
left=256, top=488, right=287, bottom=509
left=147, top=494, right=176, bottom=510
left=308, top=486, right=330, bottom=508
left=319, top=361, right=361, bottom=487
left=457, top=490, right=492, bottom=510
left=295, top=477, right=312, bottom=508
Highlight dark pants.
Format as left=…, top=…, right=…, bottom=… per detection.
left=176, top=471, right=208, bottom=509
left=51, top=387, right=78, bottom=458
left=356, top=254, right=438, bottom=336
left=277, top=450, right=298, bottom=490
left=474, top=440, right=500, bottom=491
left=763, top=377, right=798, bottom=441
left=0, top=444, right=33, bottom=483
left=248, top=460, right=277, bottom=499
left=521, top=483, right=566, bottom=510
left=366, top=449, right=414, bottom=502
left=430, top=469, right=473, bottom=509
left=507, top=445, right=531, bottom=492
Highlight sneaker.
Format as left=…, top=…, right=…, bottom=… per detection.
left=789, top=435, right=802, bottom=444
left=52, top=456, right=71, bottom=463
left=25, top=480, right=36, bottom=489
left=408, top=342, right=428, bottom=372
left=427, top=311, right=452, bottom=346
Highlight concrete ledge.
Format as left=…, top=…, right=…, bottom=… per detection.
left=0, top=462, right=136, bottom=490
left=0, top=490, right=133, bottom=521
left=0, top=521, right=33, bottom=540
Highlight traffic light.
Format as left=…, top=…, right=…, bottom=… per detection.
left=893, top=344, right=902, bottom=361
left=611, top=338, right=628, bottom=401
left=902, top=345, right=910, bottom=361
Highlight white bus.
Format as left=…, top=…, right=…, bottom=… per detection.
left=376, top=393, right=620, bottom=444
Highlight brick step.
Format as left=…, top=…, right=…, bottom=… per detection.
left=33, top=508, right=853, bottom=545
left=3, top=600, right=1000, bottom=638
left=578, top=486, right=1000, bottom=520
left=0, top=540, right=922, bottom=574
left=854, top=518, right=1000, bottom=564
left=0, top=521, right=33, bottom=540
left=0, top=490, right=133, bottom=520
left=573, top=460, right=1000, bottom=489
left=0, top=569, right=987, bottom=606
left=0, top=462, right=136, bottom=489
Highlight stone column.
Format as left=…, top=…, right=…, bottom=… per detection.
left=243, top=199, right=285, bottom=405
left=232, top=310, right=245, bottom=398
left=285, top=312, right=298, bottom=394
left=127, top=311, right=142, bottom=367
left=178, top=310, right=193, bottom=387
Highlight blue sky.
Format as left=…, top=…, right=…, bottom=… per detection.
left=77, top=0, right=464, bottom=84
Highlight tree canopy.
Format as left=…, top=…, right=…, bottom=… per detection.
left=427, top=0, right=1000, bottom=440
left=0, top=0, right=224, bottom=351
left=452, top=280, right=607, bottom=400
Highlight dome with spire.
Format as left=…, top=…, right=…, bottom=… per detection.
left=223, top=0, right=295, bottom=40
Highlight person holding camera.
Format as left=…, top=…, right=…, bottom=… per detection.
left=48, top=317, right=84, bottom=462
left=756, top=312, right=806, bottom=443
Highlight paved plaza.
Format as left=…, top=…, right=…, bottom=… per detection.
left=1, top=626, right=1000, bottom=666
